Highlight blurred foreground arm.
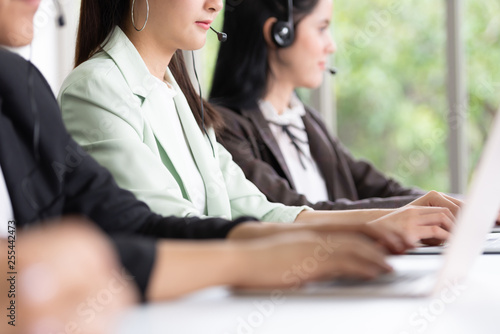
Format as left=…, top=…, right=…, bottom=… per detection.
left=146, top=230, right=392, bottom=301
left=1, top=219, right=136, bottom=334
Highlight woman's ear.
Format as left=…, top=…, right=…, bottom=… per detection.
left=263, top=17, right=278, bottom=49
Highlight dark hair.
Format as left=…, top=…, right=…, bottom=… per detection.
left=75, top=0, right=223, bottom=132
left=209, top=0, right=319, bottom=110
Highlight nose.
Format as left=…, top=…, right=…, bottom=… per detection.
left=325, top=32, right=337, bottom=55
left=207, top=0, right=223, bottom=13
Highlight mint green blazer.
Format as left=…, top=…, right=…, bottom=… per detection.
left=58, top=27, right=308, bottom=222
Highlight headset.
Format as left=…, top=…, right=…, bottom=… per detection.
left=191, top=26, right=228, bottom=157
left=269, top=0, right=337, bottom=74
left=210, top=27, right=227, bottom=42
left=271, top=0, right=295, bottom=48
left=54, top=0, right=65, bottom=27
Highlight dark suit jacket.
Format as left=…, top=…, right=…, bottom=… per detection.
left=0, top=50, right=252, bottom=297
left=216, top=105, right=425, bottom=210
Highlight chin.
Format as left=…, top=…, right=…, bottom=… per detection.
left=1, top=32, right=34, bottom=47
left=8, top=35, right=34, bottom=48
left=4, top=20, right=35, bottom=47
left=182, top=37, right=207, bottom=52
left=301, top=78, right=324, bottom=90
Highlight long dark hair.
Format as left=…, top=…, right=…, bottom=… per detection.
left=209, top=0, right=319, bottom=110
left=75, top=0, right=223, bottom=132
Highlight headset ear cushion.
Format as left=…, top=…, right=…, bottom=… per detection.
left=271, top=21, right=295, bottom=48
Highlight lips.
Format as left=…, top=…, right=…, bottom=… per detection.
left=195, top=20, right=213, bottom=31
left=18, top=0, right=41, bottom=8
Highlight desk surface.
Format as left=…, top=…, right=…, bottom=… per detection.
left=117, top=255, right=500, bottom=334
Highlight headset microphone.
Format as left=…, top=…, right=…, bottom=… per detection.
left=210, top=26, right=227, bottom=42
left=53, top=0, right=65, bottom=27
left=327, top=67, right=337, bottom=75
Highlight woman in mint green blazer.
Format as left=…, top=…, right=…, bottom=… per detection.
left=58, top=0, right=460, bottom=248
left=60, top=26, right=305, bottom=223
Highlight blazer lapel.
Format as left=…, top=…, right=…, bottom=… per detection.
left=169, top=73, right=232, bottom=218
left=0, top=104, right=41, bottom=222
left=103, top=28, right=232, bottom=217
left=141, top=87, right=201, bottom=201
left=0, top=107, right=21, bottom=216
left=240, top=107, right=297, bottom=190
left=102, top=28, right=210, bottom=210
left=304, top=108, right=358, bottom=200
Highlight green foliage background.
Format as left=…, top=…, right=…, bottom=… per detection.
left=204, top=1, right=500, bottom=193
left=332, top=0, right=500, bottom=192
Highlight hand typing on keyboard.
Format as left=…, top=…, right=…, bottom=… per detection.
left=407, top=191, right=463, bottom=218
left=368, top=205, right=454, bottom=250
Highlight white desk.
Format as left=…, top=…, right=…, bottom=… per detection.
left=117, top=255, right=500, bottom=334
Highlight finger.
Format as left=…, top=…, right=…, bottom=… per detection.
left=324, top=258, right=389, bottom=281
left=378, top=231, right=407, bottom=254
left=348, top=241, right=393, bottom=273
left=418, top=206, right=455, bottom=224
left=428, top=195, right=461, bottom=217
left=368, top=216, right=417, bottom=249
left=420, top=238, right=444, bottom=246
left=407, top=206, right=456, bottom=224
left=397, top=210, right=453, bottom=247
left=417, top=211, right=455, bottom=232
left=355, top=224, right=405, bottom=254
left=439, top=192, right=465, bottom=208
left=344, top=249, right=393, bottom=279
left=379, top=227, right=416, bottom=250
left=416, top=225, right=451, bottom=243
left=371, top=230, right=406, bottom=254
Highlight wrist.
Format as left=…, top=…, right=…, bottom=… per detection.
left=146, top=241, right=246, bottom=301
left=225, top=241, right=260, bottom=287
left=227, top=222, right=265, bottom=239
left=295, top=209, right=395, bottom=226
left=227, top=222, right=301, bottom=240
left=218, top=242, right=247, bottom=287
left=361, top=209, right=394, bottom=222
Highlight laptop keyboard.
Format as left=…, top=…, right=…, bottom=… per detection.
left=485, top=234, right=500, bottom=247
left=329, top=271, right=429, bottom=287
left=407, top=233, right=500, bottom=254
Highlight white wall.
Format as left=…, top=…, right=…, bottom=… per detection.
left=11, top=0, right=80, bottom=95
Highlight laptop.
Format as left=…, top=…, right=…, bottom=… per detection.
left=237, top=110, right=500, bottom=298
left=406, top=232, right=500, bottom=255
left=490, top=226, right=500, bottom=233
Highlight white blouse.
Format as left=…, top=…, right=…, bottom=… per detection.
left=154, top=77, right=207, bottom=214
left=259, top=96, right=329, bottom=203
left=0, top=164, right=14, bottom=238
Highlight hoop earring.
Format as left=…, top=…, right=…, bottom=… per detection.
left=131, top=0, right=149, bottom=32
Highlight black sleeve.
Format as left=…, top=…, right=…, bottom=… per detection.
left=60, top=139, right=258, bottom=299
left=309, top=195, right=420, bottom=210
left=110, top=235, right=157, bottom=300
left=1, top=50, right=259, bottom=301
left=60, top=135, right=258, bottom=239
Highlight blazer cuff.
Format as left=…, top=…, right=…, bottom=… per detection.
left=315, top=196, right=421, bottom=210
left=219, top=216, right=261, bottom=238
left=110, top=235, right=157, bottom=302
left=263, top=205, right=313, bottom=223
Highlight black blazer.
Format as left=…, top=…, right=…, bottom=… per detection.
left=216, top=105, right=425, bottom=210
left=0, top=50, right=251, bottom=297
